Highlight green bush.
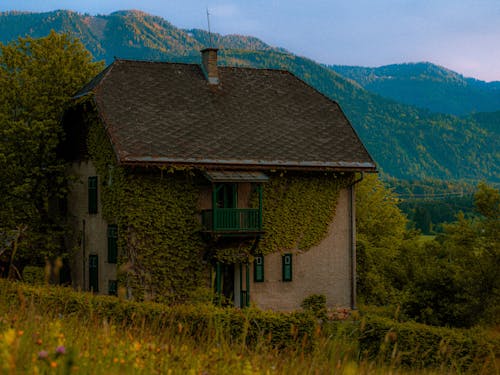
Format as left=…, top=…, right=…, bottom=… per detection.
left=356, top=314, right=499, bottom=371
left=300, top=294, right=327, bottom=319
left=1, top=279, right=497, bottom=372
left=21, top=266, right=45, bottom=284
left=0, top=279, right=316, bottom=350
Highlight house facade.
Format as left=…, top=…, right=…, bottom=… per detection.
left=62, top=48, right=376, bottom=310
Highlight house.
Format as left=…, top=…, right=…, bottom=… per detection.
left=61, top=48, right=376, bottom=311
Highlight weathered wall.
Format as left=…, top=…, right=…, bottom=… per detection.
left=67, top=160, right=116, bottom=294
left=250, top=187, right=353, bottom=310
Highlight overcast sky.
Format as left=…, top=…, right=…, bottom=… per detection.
left=2, top=0, right=499, bottom=81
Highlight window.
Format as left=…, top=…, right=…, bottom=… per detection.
left=107, top=224, right=118, bottom=263
left=282, top=253, right=292, bottom=282
left=89, top=254, right=99, bottom=292
left=108, top=280, right=118, bottom=296
left=216, top=183, right=237, bottom=208
left=254, top=255, right=264, bottom=282
left=88, top=176, right=98, bottom=214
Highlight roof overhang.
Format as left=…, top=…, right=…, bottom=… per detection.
left=203, top=170, right=269, bottom=183
left=120, top=156, right=377, bottom=172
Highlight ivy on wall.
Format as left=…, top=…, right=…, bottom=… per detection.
left=86, top=106, right=206, bottom=303
left=258, top=173, right=352, bottom=255
left=213, top=173, right=352, bottom=263
left=83, top=103, right=352, bottom=299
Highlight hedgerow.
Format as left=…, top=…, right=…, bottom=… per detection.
left=1, top=279, right=498, bottom=372
left=1, top=279, right=316, bottom=350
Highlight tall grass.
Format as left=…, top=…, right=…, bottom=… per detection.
left=0, top=281, right=497, bottom=374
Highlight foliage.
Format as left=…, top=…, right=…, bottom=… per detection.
left=0, top=279, right=316, bottom=351
left=0, top=32, right=102, bottom=268
left=357, top=314, right=499, bottom=370
left=356, top=174, right=410, bottom=304
left=389, top=177, right=477, bottom=234
left=21, top=266, right=45, bottom=285
left=357, top=178, right=500, bottom=327
left=398, top=183, right=499, bottom=327
left=0, top=279, right=498, bottom=374
left=300, top=294, right=327, bottom=319
left=258, top=173, right=351, bottom=255
left=0, top=10, right=498, bottom=183
left=86, top=110, right=206, bottom=302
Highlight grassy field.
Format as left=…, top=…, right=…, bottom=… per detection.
left=0, top=281, right=497, bottom=374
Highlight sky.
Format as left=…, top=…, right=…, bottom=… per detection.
left=1, top=0, right=499, bottom=81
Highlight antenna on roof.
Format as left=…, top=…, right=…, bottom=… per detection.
left=206, top=7, right=213, bottom=47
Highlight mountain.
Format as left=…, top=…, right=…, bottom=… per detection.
left=0, top=10, right=498, bottom=183
left=329, top=63, right=500, bottom=116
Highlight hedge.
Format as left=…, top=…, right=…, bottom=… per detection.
left=355, top=314, right=499, bottom=371
left=1, top=279, right=497, bottom=372
left=0, top=279, right=316, bottom=350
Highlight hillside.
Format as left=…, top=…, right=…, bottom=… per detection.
left=0, top=10, right=498, bottom=183
left=330, top=63, right=500, bottom=115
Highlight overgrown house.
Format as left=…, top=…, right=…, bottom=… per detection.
left=61, top=48, right=376, bottom=311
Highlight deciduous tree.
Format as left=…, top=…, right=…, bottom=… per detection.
left=0, top=31, right=102, bottom=271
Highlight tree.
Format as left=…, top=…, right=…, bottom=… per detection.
left=401, top=183, right=499, bottom=327
left=356, top=174, right=411, bottom=304
left=0, top=31, right=103, bottom=273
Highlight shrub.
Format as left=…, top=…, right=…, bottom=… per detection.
left=356, top=314, right=499, bottom=371
left=21, top=266, right=45, bottom=284
left=0, top=279, right=316, bottom=350
left=301, top=294, right=327, bottom=319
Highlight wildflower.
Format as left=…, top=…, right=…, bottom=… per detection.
left=133, top=341, right=141, bottom=352
left=3, top=329, right=16, bottom=345
left=50, top=361, right=58, bottom=368
left=38, top=350, right=49, bottom=360
left=17, top=330, right=24, bottom=337
left=36, top=338, right=43, bottom=346
left=55, top=346, right=66, bottom=355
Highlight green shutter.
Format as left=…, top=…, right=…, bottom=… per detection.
left=88, top=176, right=98, bottom=214
left=108, top=280, right=117, bottom=296
left=89, top=254, right=99, bottom=292
left=107, top=224, right=118, bottom=263
left=282, top=253, right=292, bottom=282
left=254, top=255, right=264, bottom=282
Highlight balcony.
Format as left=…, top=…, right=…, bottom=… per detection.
left=201, top=208, right=262, bottom=234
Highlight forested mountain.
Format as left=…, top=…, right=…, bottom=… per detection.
left=0, top=10, right=498, bottom=183
left=330, top=63, right=500, bottom=116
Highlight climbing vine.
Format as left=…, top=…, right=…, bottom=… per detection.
left=258, top=172, right=352, bottom=254
left=213, top=172, right=352, bottom=263
left=86, top=106, right=205, bottom=303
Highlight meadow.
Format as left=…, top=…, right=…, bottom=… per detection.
left=1, top=280, right=498, bottom=374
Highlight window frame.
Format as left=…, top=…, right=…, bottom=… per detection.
left=282, top=253, right=293, bottom=282
left=88, top=176, right=98, bottom=214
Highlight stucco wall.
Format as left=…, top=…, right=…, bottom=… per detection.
left=250, top=187, right=353, bottom=311
left=66, top=160, right=116, bottom=294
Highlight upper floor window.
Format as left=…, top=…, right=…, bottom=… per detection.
left=107, top=224, right=118, bottom=264
left=216, top=183, right=237, bottom=208
left=88, top=176, right=98, bottom=214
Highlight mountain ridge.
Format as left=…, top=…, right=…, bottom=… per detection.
left=330, top=62, right=500, bottom=115
left=0, top=9, right=498, bottom=183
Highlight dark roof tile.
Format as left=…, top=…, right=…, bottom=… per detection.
left=79, top=59, right=376, bottom=171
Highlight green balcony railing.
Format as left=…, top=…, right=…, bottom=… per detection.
left=202, top=208, right=262, bottom=232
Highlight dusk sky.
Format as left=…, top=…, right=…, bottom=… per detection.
left=1, top=0, right=499, bottom=82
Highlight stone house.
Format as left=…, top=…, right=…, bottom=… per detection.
left=61, top=48, right=376, bottom=311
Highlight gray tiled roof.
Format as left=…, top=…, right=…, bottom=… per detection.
left=78, top=59, right=376, bottom=171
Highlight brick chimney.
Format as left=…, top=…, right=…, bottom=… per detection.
left=201, top=48, right=219, bottom=85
